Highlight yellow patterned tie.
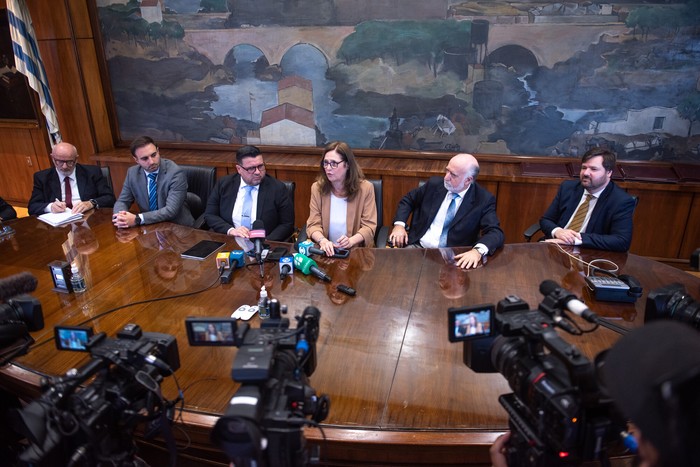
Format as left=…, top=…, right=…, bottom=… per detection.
left=567, top=194, right=592, bottom=232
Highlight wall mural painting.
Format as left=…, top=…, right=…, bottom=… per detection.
left=97, top=0, right=700, bottom=162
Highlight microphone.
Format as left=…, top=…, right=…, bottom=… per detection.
left=0, top=272, right=38, bottom=302
left=249, top=220, right=266, bottom=264
left=293, top=241, right=350, bottom=259
left=279, top=256, right=293, bottom=281
left=293, top=253, right=332, bottom=282
left=539, top=280, right=599, bottom=323
left=220, top=251, right=245, bottom=284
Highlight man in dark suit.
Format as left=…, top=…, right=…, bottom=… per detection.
left=112, top=136, right=194, bottom=228
left=388, top=153, right=504, bottom=269
left=27, top=142, right=115, bottom=216
left=540, top=148, right=635, bottom=252
left=0, top=196, right=16, bottom=221
left=205, top=145, right=294, bottom=241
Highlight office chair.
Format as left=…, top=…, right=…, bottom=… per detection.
left=523, top=195, right=639, bottom=242
left=281, top=180, right=297, bottom=242
left=99, top=166, right=113, bottom=192
left=179, top=164, right=216, bottom=229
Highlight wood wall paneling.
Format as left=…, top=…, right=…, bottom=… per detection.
left=76, top=38, right=113, bottom=152
left=26, top=0, right=71, bottom=40
left=496, top=181, right=560, bottom=244
left=0, top=128, right=43, bottom=203
left=679, top=193, right=700, bottom=259
left=627, top=188, right=693, bottom=258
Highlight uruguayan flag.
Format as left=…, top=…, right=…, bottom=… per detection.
left=7, top=0, right=61, bottom=144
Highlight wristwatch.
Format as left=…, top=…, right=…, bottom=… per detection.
left=134, top=215, right=142, bottom=227
left=90, top=199, right=98, bottom=209
left=474, top=245, right=488, bottom=257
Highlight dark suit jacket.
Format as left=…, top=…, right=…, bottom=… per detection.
left=393, top=177, right=504, bottom=253
left=204, top=174, right=294, bottom=241
left=0, top=196, right=16, bottom=220
left=113, top=158, right=194, bottom=227
left=28, top=164, right=115, bottom=216
left=540, top=180, right=635, bottom=252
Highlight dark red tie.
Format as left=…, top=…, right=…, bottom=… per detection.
left=64, top=177, right=73, bottom=209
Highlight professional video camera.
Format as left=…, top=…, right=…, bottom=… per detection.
left=448, top=280, right=626, bottom=467
left=185, top=302, right=330, bottom=467
left=10, top=324, right=181, bottom=467
left=645, top=283, right=699, bottom=330
left=0, top=272, right=44, bottom=364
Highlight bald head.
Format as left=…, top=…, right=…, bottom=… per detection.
left=50, top=142, right=79, bottom=176
left=444, top=153, right=479, bottom=193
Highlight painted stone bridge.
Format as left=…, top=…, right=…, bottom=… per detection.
left=182, top=22, right=629, bottom=69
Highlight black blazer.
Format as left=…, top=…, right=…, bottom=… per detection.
left=540, top=180, right=635, bottom=252
left=28, top=164, right=115, bottom=216
left=0, top=196, right=16, bottom=220
left=204, top=174, right=294, bottom=242
left=393, top=177, right=504, bottom=253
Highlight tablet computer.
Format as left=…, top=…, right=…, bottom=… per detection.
left=181, top=240, right=225, bottom=260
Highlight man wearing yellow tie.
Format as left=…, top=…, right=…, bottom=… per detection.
left=539, top=148, right=635, bottom=252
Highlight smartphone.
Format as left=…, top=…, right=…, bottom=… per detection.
left=266, top=246, right=288, bottom=262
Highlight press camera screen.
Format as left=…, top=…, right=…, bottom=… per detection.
left=54, top=326, right=94, bottom=351
left=185, top=318, right=236, bottom=346
left=448, top=304, right=494, bottom=342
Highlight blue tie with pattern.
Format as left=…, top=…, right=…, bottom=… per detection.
left=147, top=172, right=158, bottom=212
left=241, top=185, right=253, bottom=229
left=439, top=193, right=459, bottom=247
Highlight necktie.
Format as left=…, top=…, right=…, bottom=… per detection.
left=567, top=194, right=592, bottom=232
left=148, top=173, right=158, bottom=212
left=439, top=193, right=459, bottom=247
left=241, top=185, right=253, bottom=229
left=64, top=177, right=73, bottom=209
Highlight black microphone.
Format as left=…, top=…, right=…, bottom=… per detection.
left=0, top=272, right=38, bottom=303
left=279, top=256, right=293, bottom=281
left=293, top=241, right=350, bottom=259
left=250, top=220, right=266, bottom=264
left=539, top=280, right=599, bottom=323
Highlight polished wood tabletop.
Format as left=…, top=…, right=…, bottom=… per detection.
left=1, top=210, right=698, bottom=465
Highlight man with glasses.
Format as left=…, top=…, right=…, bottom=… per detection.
left=388, top=153, right=504, bottom=269
left=205, top=145, right=294, bottom=241
left=28, top=142, right=115, bottom=216
left=112, top=135, right=194, bottom=228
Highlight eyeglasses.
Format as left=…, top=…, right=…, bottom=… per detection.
left=323, top=160, right=345, bottom=169
left=52, top=158, right=77, bottom=167
left=238, top=163, right=266, bottom=174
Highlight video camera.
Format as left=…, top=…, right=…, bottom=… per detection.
left=0, top=272, right=44, bottom=364
left=448, top=281, right=625, bottom=466
left=645, top=283, right=700, bottom=330
left=185, top=303, right=329, bottom=467
left=10, top=324, right=180, bottom=467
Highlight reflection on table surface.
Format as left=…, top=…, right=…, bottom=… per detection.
left=1, top=210, right=698, bottom=463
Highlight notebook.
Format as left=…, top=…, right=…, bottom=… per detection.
left=38, top=210, right=83, bottom=227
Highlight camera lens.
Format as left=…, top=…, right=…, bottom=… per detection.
left=667, top=293, right=700, bottom=329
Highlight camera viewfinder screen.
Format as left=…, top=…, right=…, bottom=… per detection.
left=54, top=326, right=93, bottom=351
left=187, top=320, right=236, bottom=346
left=449, top=305, right=493, bottom=342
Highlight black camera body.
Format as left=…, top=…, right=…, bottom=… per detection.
left=186, top=306, right=329, bottom=467
left=645, top=283, right=700, bottom=330
left=450, top=292, right=623, bottom=466
left=11, top=324, right=180, bottom=466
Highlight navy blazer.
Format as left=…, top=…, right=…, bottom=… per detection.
left=540, top=180, right=635, bottom=252
left=204, top=174, right=294, bottom=242
left=28, top=164, right=115, bottom=216
left=393, top=177, right=504, bottom=253
left=113, top=158, right=194, bottom=227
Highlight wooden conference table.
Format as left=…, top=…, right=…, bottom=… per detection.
left=1, top=210, right=698, bottom=466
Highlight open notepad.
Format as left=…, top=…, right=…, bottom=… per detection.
left=38, top=210, right=84, bottom=227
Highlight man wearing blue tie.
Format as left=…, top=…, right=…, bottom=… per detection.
left=389, top=153, right=504, bottom=269
left=112, top=136, right=194, bottom=228
left=204, top=145, right=294, bottom=241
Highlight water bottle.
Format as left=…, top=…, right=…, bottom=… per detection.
left=70, top=263, right=86, bottom=293
left=258, top=285, right=269, bottom=319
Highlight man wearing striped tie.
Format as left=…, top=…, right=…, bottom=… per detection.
left=540, top=148, right=635, bottom=252
left=112, top=136, right=194, bottom=228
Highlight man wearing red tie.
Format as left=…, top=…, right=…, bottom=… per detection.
left=27, top=142, right=115, bottom=216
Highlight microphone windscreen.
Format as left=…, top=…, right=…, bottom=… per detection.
left=539, top=280, right=559, bottom=296
left=0, top=272, right=39, bottom=303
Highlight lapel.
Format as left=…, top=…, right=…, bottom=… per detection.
left=587, top=182, right=613, bottom=229
left=451, top=184, right=475, bottom=225
left=255, top=176, right=266, bottom=216
left=48, top=170, right=62, bottom=199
